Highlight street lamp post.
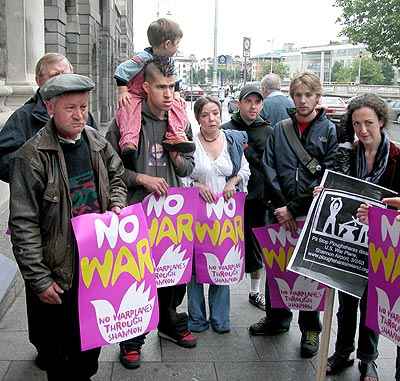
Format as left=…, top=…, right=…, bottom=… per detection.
left=211, top=0, right=219, bottom=96
left=189, top=54, right=195, bottom=108
left=357, top=51, right=363, bottom=85
left=267, top=39, right=274, bottom=73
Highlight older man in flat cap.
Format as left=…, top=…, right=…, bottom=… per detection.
left=9, top=73, right=127, bottom=380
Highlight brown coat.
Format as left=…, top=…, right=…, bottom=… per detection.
left=9, top=120, right=127, bottom=294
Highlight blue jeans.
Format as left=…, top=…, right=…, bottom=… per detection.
left=187, top=274, right=230, bottom=332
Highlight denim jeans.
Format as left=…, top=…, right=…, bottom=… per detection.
left=334, top=290, right=379, bottom=362
left=187, top=274, right=230, bottom=332
left=264, top=275, right=322, bottom=332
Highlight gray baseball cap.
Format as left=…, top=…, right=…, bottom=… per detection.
left=239, top=85, right=263, bottom=101
left=40, top=73, right=95, bottom=101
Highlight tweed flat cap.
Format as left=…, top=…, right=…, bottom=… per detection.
left=40, top=73, right=95, bottom=101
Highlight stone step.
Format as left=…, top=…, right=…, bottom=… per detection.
left=0, top=196, right=23, bottom=320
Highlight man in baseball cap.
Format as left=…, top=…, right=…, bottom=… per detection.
left=9, top=73, right=127, bottom=380
left=238, top=84, right=263, bottom=102
left=221, top=83, right=272, bottom=312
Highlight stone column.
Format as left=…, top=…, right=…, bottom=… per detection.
left=6, top=0, right=44, bottom=85
left=3, top=0, right=45, bottom=107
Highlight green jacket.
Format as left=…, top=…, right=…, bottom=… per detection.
left=10, top=120, right=127, bottom=294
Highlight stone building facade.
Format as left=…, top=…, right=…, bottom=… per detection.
left=0, top=0, right=134, bottom=126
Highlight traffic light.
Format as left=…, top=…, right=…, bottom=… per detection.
left=240, top=69, right=244, bottom=80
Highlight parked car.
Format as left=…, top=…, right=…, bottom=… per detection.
left=389, top=100, right=400, bottom=123
left=183, top=85, right=205, bottom=101
left=319, top=96, right=347, bottom=124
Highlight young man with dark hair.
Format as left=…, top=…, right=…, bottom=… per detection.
left=107, top=57, right=196, bottom=370
left=249, top=72, right=338, bottom=359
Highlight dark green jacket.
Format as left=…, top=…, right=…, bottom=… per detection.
left=106, top=102, right=195, bottom=204
left=221, top=111, right=272, bottom=200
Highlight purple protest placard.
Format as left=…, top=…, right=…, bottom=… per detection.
left=142, top=187, right=197, bottom=288
left=72, top=204, right=159, bottom=351
left=367, top=207, right=400, bottom=345
left=253, top=221, right=327, bottom=311
left=194, top=192, right=245, bottom=285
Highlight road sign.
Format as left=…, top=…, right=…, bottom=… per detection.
left=218, top=55, right=227, bottom=65
left=243, top=37, right=251, bottom=57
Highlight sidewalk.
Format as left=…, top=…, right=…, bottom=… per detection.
left=0, top=276, right=398, bottom=380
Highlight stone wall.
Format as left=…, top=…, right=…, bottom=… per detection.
left=0, top=0, right=134, bottom=124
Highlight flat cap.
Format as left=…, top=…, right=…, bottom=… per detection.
left=239, top=85, right=263, bottom=101
left=40, top=73, right=95, bottom=101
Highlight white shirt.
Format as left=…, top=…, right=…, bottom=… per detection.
left=189, top=132, right=250, bottom=194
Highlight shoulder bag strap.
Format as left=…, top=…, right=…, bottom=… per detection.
left=281, top=119, right=322, bottom=175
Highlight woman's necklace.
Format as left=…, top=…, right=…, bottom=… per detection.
left=200, top=129, right=220, bottom=143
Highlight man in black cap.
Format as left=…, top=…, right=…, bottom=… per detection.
left=0, top=53, right=97, bottom=184
left=221, top=84, right=273, bottom=311
left=9, top=73, right=127, bottom=380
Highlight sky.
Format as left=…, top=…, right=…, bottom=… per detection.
left=131, top=0, right=344, bottom=58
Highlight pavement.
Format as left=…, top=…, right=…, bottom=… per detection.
left=0, top=102, right=398, bottom=380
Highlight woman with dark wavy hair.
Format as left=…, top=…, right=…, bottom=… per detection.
left=325, top=94, right=400, bottom=381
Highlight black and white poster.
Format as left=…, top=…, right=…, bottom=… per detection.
left=287, top=170, right=397, bottom=298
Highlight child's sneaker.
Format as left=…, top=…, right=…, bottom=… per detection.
left=121, top=144, right=137, bottom=170
left=249, top=292, right=266, bottom=311
left=162, top=139, right=196, bottom=154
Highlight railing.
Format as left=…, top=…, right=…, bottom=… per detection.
left=281, top=83, right=400, bottom=100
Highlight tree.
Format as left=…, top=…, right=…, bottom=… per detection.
left=331, top=61, right=345, bottom=82
left=380, top=61, right=395, bottom=85
left=257, top=61, right=289, bottom=81
left=331, top=56, right=386, bottom=84
left=354, top=56, right=385, bottom=84
left=335, top=0, right=400, bottom=65
left=334, top=64, right=353, bottom=83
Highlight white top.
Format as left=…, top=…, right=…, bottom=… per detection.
left=189, top=132, right=250, bottom=194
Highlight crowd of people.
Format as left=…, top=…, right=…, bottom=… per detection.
left=1, top=17, right=400, bottom=381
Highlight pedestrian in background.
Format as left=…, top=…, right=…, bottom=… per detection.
left=260, top=73, right=294, bottom=128
left=218, top=87, right=225, bottom=108
left=0, top=53, right=97, bottom=185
